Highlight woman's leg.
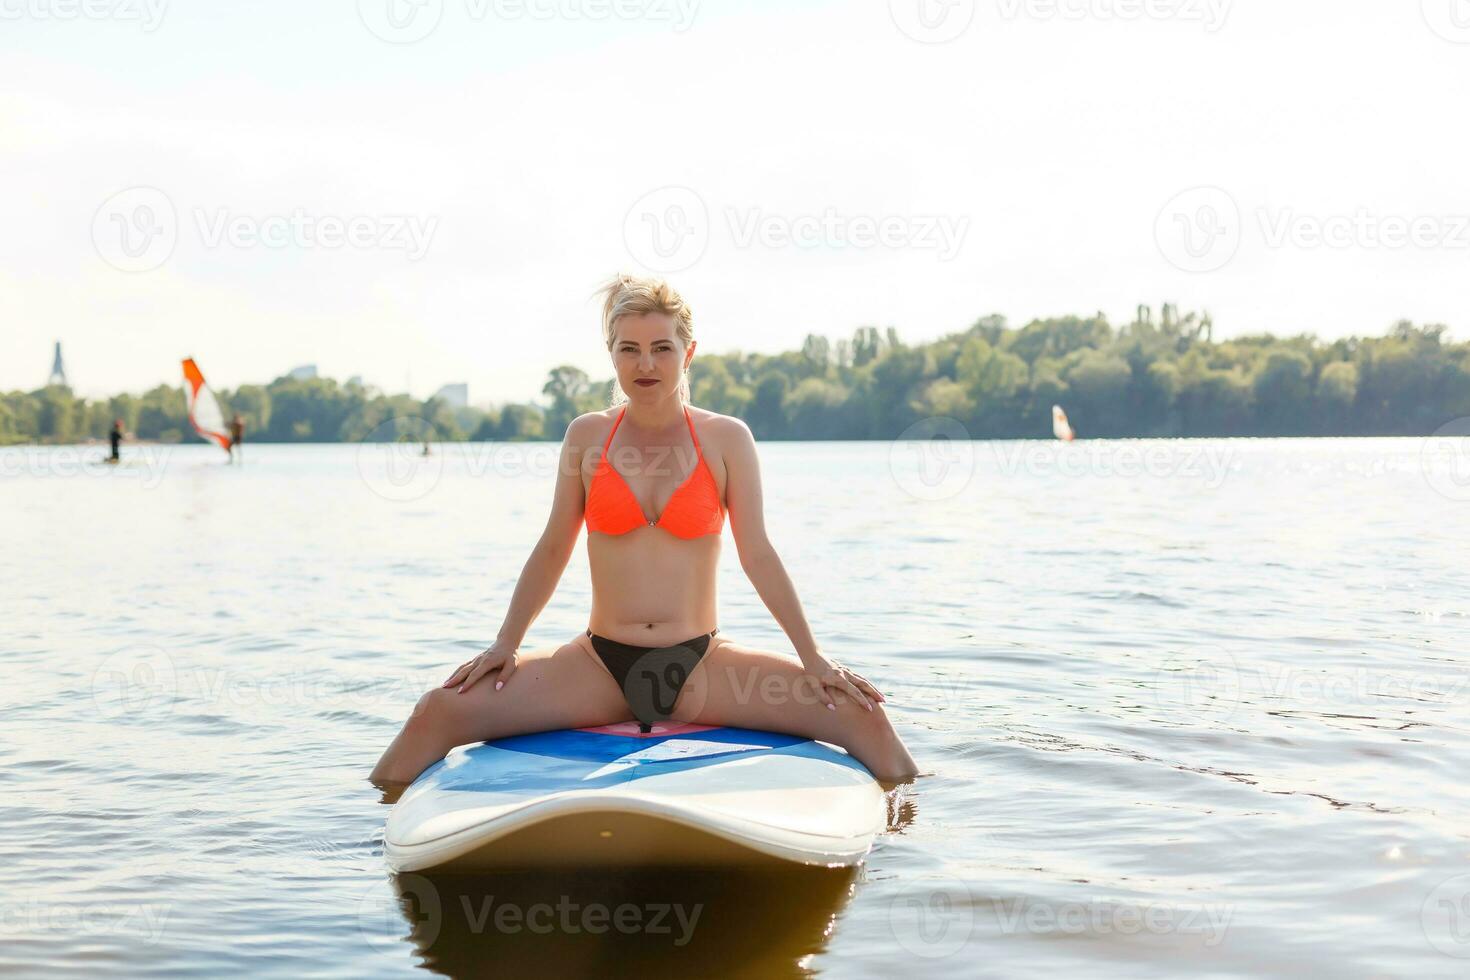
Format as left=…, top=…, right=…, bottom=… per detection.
left=370, top=637, right=633, bottom=786
left=670, top=636, right=920, bottom=783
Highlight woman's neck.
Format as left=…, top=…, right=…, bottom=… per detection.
left=621, top=397, right=686, bottom=433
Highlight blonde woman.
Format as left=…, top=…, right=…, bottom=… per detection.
left=371, top=275, right=919, bottom=785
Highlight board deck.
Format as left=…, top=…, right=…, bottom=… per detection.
left=384, top=722, right=886, bottom=873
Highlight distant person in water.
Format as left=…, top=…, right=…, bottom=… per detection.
left=229, top=413, right=245, bottom=464
left=108, top=419, right=124, bottom=463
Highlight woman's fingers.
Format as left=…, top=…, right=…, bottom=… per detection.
left=813, top=673, right=836, bottom=710
left=852, top=673, right=886, bottom=703
left=458, top=657, right=498, bottom=693
left=839, top=675, right=873, bottom=712
left=494, top=655, right=517, bottom=691
left=442, top=661, right=472, bottom=688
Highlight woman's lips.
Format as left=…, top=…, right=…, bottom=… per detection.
left=634, top=379, right=659, bottom=386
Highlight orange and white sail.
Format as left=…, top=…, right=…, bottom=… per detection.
left=181, top=358, right=231, bottom=451
left=1052, top=405, right=1076, bottom=442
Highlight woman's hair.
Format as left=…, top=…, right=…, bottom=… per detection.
left=597, top=273, right=694, bottom=406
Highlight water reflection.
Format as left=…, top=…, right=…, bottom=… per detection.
left=392, top=867, right=861, bottom=978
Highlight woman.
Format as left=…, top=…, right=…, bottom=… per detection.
left=371, top=275, right=919, bottom=786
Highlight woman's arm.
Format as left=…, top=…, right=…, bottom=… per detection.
left=446, top=416, right=593, bottom=692
left=723, top=418, right=883, bottom=709
left=490, top=416, right=594, bottom=647
left=723, top=418, right=822, bottom=663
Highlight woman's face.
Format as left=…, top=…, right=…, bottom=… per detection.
left=611, top=312, right=695, bottom=401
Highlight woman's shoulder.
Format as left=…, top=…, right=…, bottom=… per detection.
left=566, top=409, right=621, bottom=447
left=688, top=407, right=753, bottom=447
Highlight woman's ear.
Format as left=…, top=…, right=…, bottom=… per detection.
left=684, top=339, right=697, bottom=370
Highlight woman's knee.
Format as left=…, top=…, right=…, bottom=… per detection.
left=406, top=685, right=480, bottom=737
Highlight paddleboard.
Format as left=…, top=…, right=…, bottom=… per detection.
left=384, top=721, right=885, bottom=873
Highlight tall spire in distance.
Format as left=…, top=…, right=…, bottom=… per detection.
left=48, top=341, right=67, bottom=387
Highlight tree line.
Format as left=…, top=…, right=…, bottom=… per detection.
left=5, top=305, right=1467, bottom=446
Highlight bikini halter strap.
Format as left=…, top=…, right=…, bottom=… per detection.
left=602, top=404, right=700, bottom=455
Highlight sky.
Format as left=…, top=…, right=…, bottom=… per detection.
left=2, top=0, right=1467, bottom=403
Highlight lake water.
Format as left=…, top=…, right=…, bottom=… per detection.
left=2, top=436, right=1467, bottom=978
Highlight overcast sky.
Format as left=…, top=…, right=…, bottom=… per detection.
left=3, top=0, right=1467, bottom=403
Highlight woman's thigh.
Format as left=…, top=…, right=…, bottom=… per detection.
left=413, top=636, right=634, bottom=747
left=670, top=636, right=899, bottom=749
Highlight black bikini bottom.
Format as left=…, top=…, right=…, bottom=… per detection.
left=586, top=627, right=717, bottom=732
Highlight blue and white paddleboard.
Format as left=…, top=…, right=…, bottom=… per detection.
left=385, top=722, right=885, bottom=873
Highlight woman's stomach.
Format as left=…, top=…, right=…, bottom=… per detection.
left=586, top=530, right=722, bottom=644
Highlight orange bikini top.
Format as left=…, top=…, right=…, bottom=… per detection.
left=585, top=405, right=725, bottom=539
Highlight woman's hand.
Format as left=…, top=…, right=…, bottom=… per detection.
left=800, top=651, right=886, bottom=712
left=442, top=640, right=519, bottom=694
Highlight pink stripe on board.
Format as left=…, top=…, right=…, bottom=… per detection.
left=575, top=721, right=720, bottom=738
